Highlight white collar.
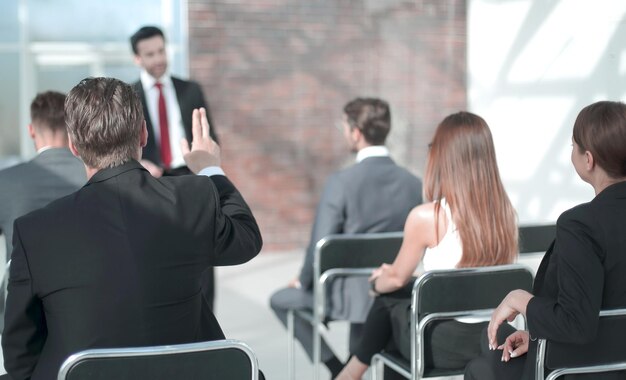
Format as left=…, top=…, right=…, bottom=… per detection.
left=37, top=146, right=54, bottom=154
left=356, top=145, right=390, bottom=163
left=140, top=70, right=173, bottom=90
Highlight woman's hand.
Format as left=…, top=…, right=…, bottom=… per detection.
left=487, top=289, right=534, bottom=350
left=498, top=330, right=530, bottom=362
left=368, top=266, right=384, bottom=282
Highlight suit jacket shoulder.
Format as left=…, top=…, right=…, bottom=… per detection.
left=0, top=148, right=85, bottom=254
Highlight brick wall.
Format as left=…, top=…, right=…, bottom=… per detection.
left=188, top=0, right=467, bottom=252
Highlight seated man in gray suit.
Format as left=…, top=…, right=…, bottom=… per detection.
left=0, top=91, right=86, bottom=261
left=270, top=98, right=423, bottom=376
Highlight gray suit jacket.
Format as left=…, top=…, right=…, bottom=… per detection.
left=298, top=156, right=422, bottom=321
left=0, top=148, right=86, bottom=256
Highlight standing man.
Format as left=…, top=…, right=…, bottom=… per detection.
left=270, top=98, right=423, bottom=377
left=130, top=25, right=219, bottom=309
left=1, top=77, right=262, bottom=380
left=0, top=91, right=86, bottom=260
left=130, top=25, right=219, bottom=177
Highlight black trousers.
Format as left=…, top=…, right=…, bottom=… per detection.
left=353, top=287, right=486, bottom=370
left=464, top=324, right=626, bottom=380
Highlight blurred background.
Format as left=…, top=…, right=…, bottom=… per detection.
left=1, top=1, right=625, bottom=379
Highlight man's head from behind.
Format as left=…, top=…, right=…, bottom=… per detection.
left=342, top=98, right=391, bottom=151
left=65, top=77, right=145, bottom=170
left=130, top=26, right=168, bottom=79
left=29, top=91, right=67, bottom=145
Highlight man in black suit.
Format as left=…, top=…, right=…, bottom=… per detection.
left=270, top=98, right=423, bottom=377
left=130, top=25, right=219, bottom=177
left=1, top=77, right=262, bottom=380
left=130, top=25, right=219, bottom=308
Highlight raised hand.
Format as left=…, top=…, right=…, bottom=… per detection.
left=180, top=108, right=221, bottom=173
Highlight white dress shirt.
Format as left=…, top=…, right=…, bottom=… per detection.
left=140, top=70, right=186, bottom=168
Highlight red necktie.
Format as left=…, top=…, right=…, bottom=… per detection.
left=155, top=82, right=171, bottom=168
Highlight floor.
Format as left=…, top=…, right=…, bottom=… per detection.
left=0, top=234, right=542, bottom=379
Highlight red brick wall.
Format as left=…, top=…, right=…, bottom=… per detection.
left=188, top=0, right=467, bottom=251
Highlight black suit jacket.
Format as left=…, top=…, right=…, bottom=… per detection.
left=1, top=160, right=262, bottom=380
left=520, top=180, right=626, bottom=379
left=132, top=77, right=219, bottom=168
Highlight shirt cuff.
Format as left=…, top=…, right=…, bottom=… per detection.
left=198, top=166, right=225, bottom=177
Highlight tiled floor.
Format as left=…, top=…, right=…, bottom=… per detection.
left=0, top=235, right=542, bottom=379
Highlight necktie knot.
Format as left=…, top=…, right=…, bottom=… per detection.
left=155, top=82, right=163, bottom=90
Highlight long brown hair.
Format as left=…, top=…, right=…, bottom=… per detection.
left=424, top=112, right=517, bottom=267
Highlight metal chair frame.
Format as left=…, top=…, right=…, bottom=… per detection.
left=57, top=339, right=259, bottom=380
left=372, top=264, right=534, bottom=380
left=286, top=232, right=404, bottom=380
left=535, top=308, right=626, bottom=380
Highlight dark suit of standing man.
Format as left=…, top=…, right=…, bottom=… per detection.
left=0, top=92, right=86, bottom=260
left=1, top=78, right=262, bottom=380
left=270, top=98, right=423, bottom=377
left=130, top=26, right=219, bottom=309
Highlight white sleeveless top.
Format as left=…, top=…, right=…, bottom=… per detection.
left=420, top=199, right=486, bottom=324
left=422, top=199, right=463, bottom=270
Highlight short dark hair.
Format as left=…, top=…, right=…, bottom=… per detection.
left=343, top=98, right=391, bottom=145
left=130, top=26, right=165, bottom=54
left=65, top=77, right=143, bottom=169
left=30, top=91, right=67, bottom=134
left=573, top=100, right=626, bottom=178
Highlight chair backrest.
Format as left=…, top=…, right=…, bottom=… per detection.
left=312, top=232, right=403, bottom=322
left=518, top=224, right=556, bottom=254
left=414, top=264, right=534, bottom=316
left=411, top=265, right=534, bottom=378
left=314, top=232, right=403, bottom=276
left=537, top=309, right=626, bottom=380
left=57, top=339, right=259, bottom=380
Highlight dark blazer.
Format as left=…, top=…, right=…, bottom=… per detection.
left=1, top=160, right=262, bottom=380
left=0, top=148, right=86, bottom=256
left=132, top=77, right=219, bottom=168
left=521, top=180, right=626, bottom=379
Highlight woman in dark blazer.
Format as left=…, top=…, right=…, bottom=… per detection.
left=464, top=100, right=626, bottom=380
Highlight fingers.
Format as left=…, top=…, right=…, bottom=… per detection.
left=199, top=107, right=211, bottom=139
left=487, top=319, right=501, bottom=350
left=191, top=109, right=202, bottom=143
left=500, top=336, right=514, bottom=362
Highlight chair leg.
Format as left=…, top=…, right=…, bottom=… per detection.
left=371, top=355, right=383, bottom=380
left=313, top=319, right=320, bottom=380
left=287, top=310, right=295, bottom=380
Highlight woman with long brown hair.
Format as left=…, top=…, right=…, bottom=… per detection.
left=337, top=111, right=518, bottom=379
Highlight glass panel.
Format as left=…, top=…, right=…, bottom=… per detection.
left=105, top=63, right=140, bottom=84
left=36, top=64, right=91, bottom=94
left=27, top=0, right=179, bottom=43
left=0, top=53, right=20, bottom=158
left=0, top=1, right=20, bottom=44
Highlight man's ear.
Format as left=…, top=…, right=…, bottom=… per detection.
left=133, top=55, right=142, bottom=67
left=27, top=124, right=36, bottom=139
left=351, top=126, right=363, bottom=143
left=68, top=137, right=79, bottom=158
left=140, top=120, right=148, bottom=148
